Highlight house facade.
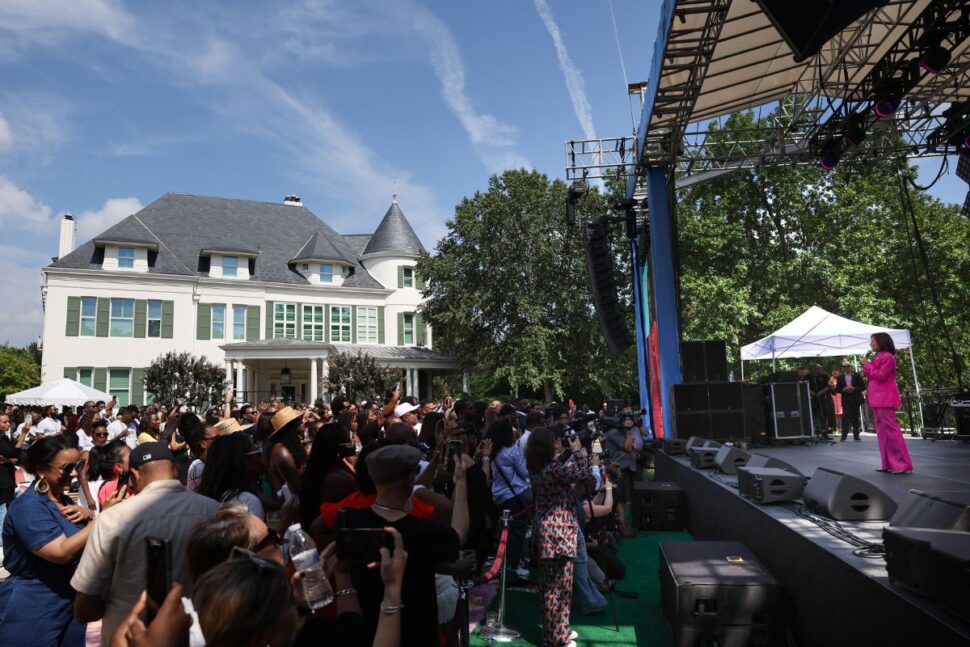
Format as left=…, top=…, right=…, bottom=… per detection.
left=40, top=193, right=453, bottom=406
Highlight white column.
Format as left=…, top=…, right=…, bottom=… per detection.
left=226, top=360, right=234, bottom=392
left=310, top=357, right=319, bottom=405
left=462, top=370, right=469, bottom=394
left=409, top=368, right=417, bottom=397
left=320, top=358, right=330, bottom=403
left=235, top=362, right=244, bottom=401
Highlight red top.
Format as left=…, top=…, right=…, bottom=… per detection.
left=320, top=491, right=436, bottom=528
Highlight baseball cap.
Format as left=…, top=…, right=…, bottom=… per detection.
left=129, top=442, right=175, bottom=469
left=394, top=403, right=419, bottom=417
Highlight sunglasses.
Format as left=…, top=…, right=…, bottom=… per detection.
left=230, top=545, right=280, bottom=570
left=57, top=459, right=86, bottom=478
left=93, top=432, right=109, bottom=438
left=252, top=527, right=281, bottom=553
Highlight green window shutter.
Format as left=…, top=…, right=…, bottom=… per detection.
left=397, top=266, right=404, bottom=288
left=94, top=368, right=107, bottom=392
left=265, top=301, right=274, bottom=339
left=66, top=297, right=81, bottom=336
left=96, top=298, right=110, bottom=337
left=415, top=313, right=426, bottom=346
left=197, top=303, right=211, bottom=340
left=131, top=367, right=145, bottom=406
left=134, top=300, right=147, bottom=338
left=351, top=307, right=358, bottom=344
left=161, top=301, right=174, bottom=338
left=324, top=304, right=330, bottom=342
left=397, top=312, right=404, bottom=346
left=64, top=366, right=76, bottom=380
left=378, top=306, right=386, bottom=344
left=295, top=303, right=302, bottom=340
left=247, top=305, right=260, bottom=341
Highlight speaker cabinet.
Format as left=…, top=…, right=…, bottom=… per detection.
left=754, top=0, right=890, bottom=62
left=738, top=467, right=806, bottom=504
left=803, top=467, right=898, bottom=521
left=663, top=439, right=688, bottom=455
left=677, top=412, right=711, bottom=439
left=674, top=383, right=711, bottom=412
left=890, top=489, right=970, bottom=531
left=745, top=453, right=802, bottom=476
left=955, top=403, right=970, bottom=437
left=714, top=446, right=751, bottom=475
left=686, top=436, right=721, bottom=451
left=708, top=382, right=742, bottom=411
left=710, top=411, right=746, bottom=442
left=583, top=219, right=634, bottom=355
left=883, top=526, right=970, bottom=621
left=689, top=446, right=720, bottom=469
left=932, top=532, right=970, bottom=622
left=659, top=541, right=783, bottom=647
left=632, top=481, right=685, bottom=531
left=680, top=340, right=728, bottom=383
left=768, top=382, right=814, bottom=440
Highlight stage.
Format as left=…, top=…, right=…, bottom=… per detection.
left=655, top=435, right=970, bottom=646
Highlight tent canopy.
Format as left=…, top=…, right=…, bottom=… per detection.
left=741, top=306, right=911, bottom=361
left=5, top=378, right=112, bottom=407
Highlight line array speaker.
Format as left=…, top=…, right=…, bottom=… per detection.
left=754, top=0, right=891, bottom=62
left=688, top=447, right=720, bottom=469
left=583, top=219, right=634, bottom=355
left=737, top=467, right=807, bottom=504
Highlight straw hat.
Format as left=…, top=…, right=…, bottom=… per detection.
left=271, top=406, right=303, bottom=433
left=212, top=418, right=243, bottom=435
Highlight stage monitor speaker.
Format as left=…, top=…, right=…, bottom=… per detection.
left=931, top=531, right=970, bottom=623
left=889, top=489, right=970, bottom=531
left=714, top=446, right=751, bottom=475
left=632, top=481, right=686, bottom=531
left=803, top=467, right=898, bottom=521
left=664, top=439, right=688, bottom=455
left=745, top=453, right=802, bottom=476
left=710, top=410, right=746, bottom=443
left=659, top=541, right=782, bottom=646
left=738, top=467, right=806, bottom=504
left=768, top=382, right=813, bottom=440
left=686, top=436, right=721, bottom=451
left=754, top=0, right=890, bottom=62
left=689, top=446, right=720, bottom=469
left=583, top=219, right=634, bottom=355
left=674, top=383, right=710, bottom=412
left=680, top=340, right=728, bottom=383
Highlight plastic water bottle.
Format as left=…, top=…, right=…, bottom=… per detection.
left=288, top=523, right=333, bottom=609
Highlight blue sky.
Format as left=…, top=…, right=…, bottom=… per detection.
left=0, top=1, right=964, bottom=348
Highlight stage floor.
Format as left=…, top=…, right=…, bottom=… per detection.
left=656, top=434, right=970, bottom=645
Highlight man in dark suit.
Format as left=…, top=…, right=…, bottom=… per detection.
left=836, top=362, right=867, bottom=441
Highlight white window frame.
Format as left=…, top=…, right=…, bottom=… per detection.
left=274, top=302, right=297, bottom=339
left=330, top=305, right=351, bottom=343
left=118, top=247, right=135, bottom=269
left=80, top=297, right=97, bottom=337
left=402, top=313, right=414, bottom=345
left=222, top=255, right=238, bottom=277
left=357, top=306, right=378, bottom=344
left=320, top=263, right=334, bottom=283
left=147, top=300, right=162, bottom=338
left=110, top=298, right=135, bottom=337
left=232, top=305, right=247, bottom=341
left=402, top=266, right=414, bottom=288
left=303, top=305, right=325, bottom=341
left=211, top=304, right=226, bottom=339
left=109, top=368, right=131, bottom=407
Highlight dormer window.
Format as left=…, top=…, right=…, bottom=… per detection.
left=222, top=255, right=238, bottom=277
left=320, top=263, right=334, bottom=283
left=402, top=267, right=414, bottom=288
left=118, top=247, right=135, bottom=269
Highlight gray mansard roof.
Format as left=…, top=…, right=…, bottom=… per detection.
left=362, top=201, right=426, bottom=257
left=47, top=193, right=425, bottom=289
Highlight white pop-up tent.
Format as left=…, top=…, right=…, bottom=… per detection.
left=740, top=306, right=921, bottom=422
left=5, top=378, right=112, bottom=407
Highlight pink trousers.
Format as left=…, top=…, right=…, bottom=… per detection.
left=872, top=407, right=913, bottom=472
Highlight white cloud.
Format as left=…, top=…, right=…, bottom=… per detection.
left=0, top=0, right=137, bottom=48
left=0, top=112, right=12, bottom=150
left=0, top=175, right=53, bottom=231
left=533, top=0, right=597, bottom=141
left=76, top=197, right=144, bottom=242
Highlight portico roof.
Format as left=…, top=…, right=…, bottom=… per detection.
left=220, top=339, right=453, bottom=367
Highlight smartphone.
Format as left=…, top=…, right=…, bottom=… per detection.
left=141, top=537, right=172, bottom=625
left=117, top=471, right=131, bottom=489
left=335, top=528, right=393, bottom=563
left=447, top=439, right=463, bottom=470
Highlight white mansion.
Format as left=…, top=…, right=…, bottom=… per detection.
left=40, top=192, right=453, bottom=406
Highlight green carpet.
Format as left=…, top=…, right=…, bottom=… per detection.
left=470, top=530, right=693, bottom=647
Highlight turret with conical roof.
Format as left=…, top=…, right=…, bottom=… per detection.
left=361, top=198, right=426, bottom=258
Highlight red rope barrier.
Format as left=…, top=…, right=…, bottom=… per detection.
left=477, top=526, right=509, bottom=584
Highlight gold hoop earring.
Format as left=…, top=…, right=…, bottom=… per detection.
left=35, top=479, right=50, bottom=495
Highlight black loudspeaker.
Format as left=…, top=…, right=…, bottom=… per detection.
left=742, top=385, right=767, bottom=438
left=803, top=467, right=898, bottom=521
left=955, top=403, right=970, bottom=436
left=889, top=489, right=970, bottom=531
left=932, top=533, right=970, bottom=622
left=768, top=382, right=813, bottom=440
left=689, top=447, right=720, bottom=469
left=737, top=467, right=807, bottom=504
left=754, top=0, right=890, bottom=62
left=745, top=453, right=802, bottom=476
left=709, top=382, right=743, bottom=411
left=583, top=219, right=634, bottom=355
left=633, top=481, right=686, bottom=531
left=659, top=541, right=783, bottom=647
left=882, top=527, right=970, bottom=598
left=680, top=340, right=728, bottom=383
left=686, top=436, right=721, bottom=451
left=664, top=439, right=688, bottom=455
left=714, top=446, right=750, bottom=475
left=674, top=383, right=710, bottom=412
left=677, top=412, right=711, bottom=439
left=710, top=411, right=745, bottom=442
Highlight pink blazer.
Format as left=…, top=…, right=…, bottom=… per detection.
left=863, top=352, right=900, bottom=409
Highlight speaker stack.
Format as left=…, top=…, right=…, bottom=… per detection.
left=766, top=382, right=815, bottom=441
left=583, top=219, right=634, bottom=355
left=883, top=489, right=970, bottom=622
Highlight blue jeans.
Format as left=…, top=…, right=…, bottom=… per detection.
left=573, top=532, right=607, bottom=613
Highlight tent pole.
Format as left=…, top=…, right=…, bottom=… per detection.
left=740, top=360, right=745, bottom=381
left=908, top=345, right=924, bottom=433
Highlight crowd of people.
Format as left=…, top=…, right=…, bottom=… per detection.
left=0, top=389, right=652, bottom=647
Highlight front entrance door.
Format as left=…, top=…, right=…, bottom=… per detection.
left=281, top=386, right=296, bottom=403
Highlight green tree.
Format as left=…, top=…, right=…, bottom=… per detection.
left=323, top=351, right=400, bottom=403
left=144, top=351, right=228, bottom=411
left=0, top=344, right=41, bottom=400
left=417, top=168, right=638, bottom=404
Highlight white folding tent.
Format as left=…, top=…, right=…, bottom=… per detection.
left=740, top=306, right=921, bottom=425
left=5, top=378, right=112, bottom=407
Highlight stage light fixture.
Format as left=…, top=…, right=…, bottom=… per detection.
left=818, top=137, right=843, bottom=170
left=873, top=93, right=899, bottom=119
left=919, top=37, right=951, bottom=75
left=843, top=114, right=867, bottom=147
left=566, top=181, right=587, bottom=227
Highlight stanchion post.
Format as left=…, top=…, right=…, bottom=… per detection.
left=489, top=510, right=521, bottom=643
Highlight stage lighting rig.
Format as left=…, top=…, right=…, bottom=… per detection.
left=818, top=137, right=843, bottom=171
left=566, top=179, right=588, bottom=227
left=919, top=35, right=951, bottom=74
left=843, top=113, right=868, bottom=147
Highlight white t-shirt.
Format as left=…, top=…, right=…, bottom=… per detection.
left=186, top=459, right=204, bottom=492
left=107, top=419, right=137, bottom=450
left=36, top=417, right=62, bottom=437
left=224, top=490, right=265, bottom=521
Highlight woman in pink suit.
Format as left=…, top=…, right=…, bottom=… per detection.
left=862, top=332, right=913, bottom=473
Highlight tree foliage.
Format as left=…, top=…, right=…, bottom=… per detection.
left=323, top=351, right=400, bottom=403
left=677, top=109, right=970, bottom=389
left=144, top=351, right=228, bottom=411
left=0, top=344, right=41, bottom=400
left=417, top=168, right=638, bottom=404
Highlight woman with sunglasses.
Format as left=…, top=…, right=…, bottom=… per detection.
left=77, top=420, right=111, bottom=514
left=0, top=435, right=123, bottom=645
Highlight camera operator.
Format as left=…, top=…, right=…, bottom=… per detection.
left=602, top=413, right=645, bottom=538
